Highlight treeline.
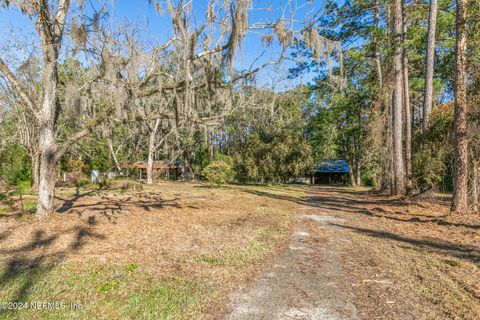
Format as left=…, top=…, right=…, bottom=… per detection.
left=0, top=1, right=331, bottom=218
left=1, top=82, right=313, bottom=185
left=295, top=0, right=480, bottom=213
left=1, top=0, right=479, bottom=217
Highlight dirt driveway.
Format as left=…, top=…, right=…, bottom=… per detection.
left=225, top=186, right=480, bottom=320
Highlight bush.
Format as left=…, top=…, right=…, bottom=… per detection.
left=0, top=145, right=31, bottom=185
left=120, top=182, right=143, bottom=192
left=74, top=179, right=90, bottom=189
left=412, top=105, right=454, bottom=191
left=15, top=180, right=31, bottom=196
left=24, top=200, right=36, bottom=212
left=97, top=178, right=111, bottom=190
left=203, top=161, right=233, bottom=186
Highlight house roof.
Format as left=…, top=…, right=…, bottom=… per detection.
left=313, top=160, right=350, bottom=173
left=132, top=160, right=184, bottom=169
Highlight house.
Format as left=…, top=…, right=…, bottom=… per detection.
left=132, top=160, right=184, bottom=180
left=311, top=160, right=350, bottom=185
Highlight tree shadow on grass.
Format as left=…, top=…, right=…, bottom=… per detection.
left=0, top=229, right=12, bottom=243
left=304, top=187, right=480, bottom=231
left=354, top=208, right=480, bottom=230
left=331, top=223, right=480, bottom=265
left=230, top=185, right=406, bottom=209
left=0, top=225, right=105, bottom=317
left=55, top=193, right=182, bottom=217
left=236, top=185, right=480, bottom=230
left=227, top=187, right=313, bottom=207
left=56, top=190, right=97, bottom=213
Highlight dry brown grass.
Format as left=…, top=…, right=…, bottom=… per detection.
left=0, top=181, right=308, bottom=319
left=3, top=183, right=477, bottom=319
left=309, top=187, right=480, bottom=320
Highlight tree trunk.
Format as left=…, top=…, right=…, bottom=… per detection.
left=355, top=161, right=361, bottom=186
left=183, top=156, right=194, bottom=181
left=349, top=165, right=357, bottom=187
left=219, top=128, right=224, bottom=152
left=472, top=161, right=479, bottom=212
left=34, top=1, right=70, bottom=218
left=451, top=0, right=469, bottom=214
left=373, top=0, right=383, bottom=89
left=403, top=63, right=412, bottom=179
left=380, top=3, right=393, bottom=194
left=146, top=141, right=155, bottom=185
left=36, top=64, right=59, bottom=218
left=422, top=0, right=438, bottom=129
left=208, top=127, right=214, bottom=161
left=391, top=0, right=405, bottom=196
left=107, top=138, right=122, bottom=173
left=402, top=0, right=412, bottom=185
left=31, top=152, right=40, bottom=189
left=146, top=119, right=160, bottom=185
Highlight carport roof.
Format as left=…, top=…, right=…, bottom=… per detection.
left=313, top=160, right=350, bottom=173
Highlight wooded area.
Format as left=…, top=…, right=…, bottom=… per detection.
left=0, top=2, right=479, bottom=319
left=0, top=0, right=479, bottom=218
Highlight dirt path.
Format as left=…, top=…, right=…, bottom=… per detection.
left=226, top=188, right=359, bottom=320
left=225, top=185, right=480, bottom=320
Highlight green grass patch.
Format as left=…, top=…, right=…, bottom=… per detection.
left=198, top=255, right=224, bottom=266
left=124, top=262, right=138, bottom=272
left=125, top=277, right=201, bottom=319
left=197, top=226, right=285, bottom=268
left=442, top=259, right=463, bottom=268
left=0, top=260, right=203, bottom=320
left=23, top=200, right=36, bottom=212
left=14, top=181, right=31, bottom=196
left=96, top=279, right=118, bottom=293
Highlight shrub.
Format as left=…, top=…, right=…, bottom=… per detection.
left=0, top=145, right=31, bottom=185
left=120, top=182, right=143, bottom=192
left=203, top=161, right=233, bottom=186
left=15, top=180, right=31, bottom=196
left=97, top=178, right=111, bottom=190
left=73, top=179, right=90, bottom=189
left=24, top=200, right=36, bottom=212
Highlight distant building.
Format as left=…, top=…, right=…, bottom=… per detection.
left=132, top=160, right=184, bottom=180
left=311, top=160, right=350, bottom=185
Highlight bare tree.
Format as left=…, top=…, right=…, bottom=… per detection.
left=0, top=1, right=73, bottom=217
left=0, top=1, right=124, bottom=217
left=153, top=0, right=330, bottom=180
left=122, top=39, right=176, bottom=184
left=451, top=0, right=469, bottom=214
left=17, top=106, right=40, bottom=187
left=139, top=98, right=175, bottom=185
left=0, top=0, right=345, bottom=215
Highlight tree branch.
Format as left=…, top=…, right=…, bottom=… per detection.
left=0, top=58, right=40, bottom=121
left=53, top=0, right=70, bottom=40
left=55, top=105, right=115, bottom=161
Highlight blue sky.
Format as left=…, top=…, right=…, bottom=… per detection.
left=0, top=1, right=334, bottom=88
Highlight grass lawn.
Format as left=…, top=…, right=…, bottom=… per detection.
left=0, top=181, right=309, bottom=319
